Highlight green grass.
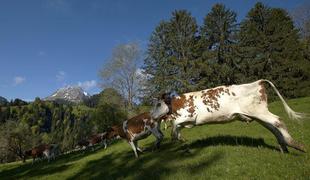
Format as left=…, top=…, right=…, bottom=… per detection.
left=1, top=97, right=310, bottom=180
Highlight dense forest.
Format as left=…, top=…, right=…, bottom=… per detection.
left=1, top=2, right=310, bottom=163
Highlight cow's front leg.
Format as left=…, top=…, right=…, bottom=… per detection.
left=103, top=139, right=108, bottom=149
left=134, top=141, right=144, bottom=153
left=171, top=124, right=184, bottom=142
left=129, top=141, right=139, bottom=158
left=152, top=127, right=164, bottom=150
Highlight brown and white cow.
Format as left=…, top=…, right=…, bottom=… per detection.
left=89, top=132, right=108, bottom=150
left=76, top=139, right=90, bottom=150
left=24, top=144, right=46, bottom=163
left=76, top=133, right=108, bottom=151
left=107, top=112, right=164, bottom=158
left=24, top=144, right=60, bottom=164
left=150, top=79, right=306, bottom=153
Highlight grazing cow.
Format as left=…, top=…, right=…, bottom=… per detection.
left=24, top=144, right=60, bottom=164
left=150, top=79, right=306, bottom=153
left=24, top=144, right=46, bottom=163
left=107, top=112, right=164, bottom=158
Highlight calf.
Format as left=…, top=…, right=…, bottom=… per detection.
left=150, top=79, right=306, bottom=153
left=107, top=112, right=164, bottom=158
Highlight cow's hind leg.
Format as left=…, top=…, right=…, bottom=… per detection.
left=252, top=113, right=306, bottom=153
left=257, top=121, right=288, bottom=153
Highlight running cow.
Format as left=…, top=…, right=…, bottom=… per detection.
left=150, top=79, right=306, bottom=153
left=107, top=112, right=164, bottom=158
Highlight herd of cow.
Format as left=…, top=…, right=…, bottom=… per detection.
left=23, top=79, right=307, bottom=163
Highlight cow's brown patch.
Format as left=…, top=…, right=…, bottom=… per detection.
left=171, top=95, right=186, bottom=114
left=232, top=92, right=236, bottom=96
left=224, top=88, right=230, bottom=95
left=259, top=81, right=267, bottom=102
left=201, top=87, right=225, bottom=111
left=274, top=120, right=287, bottom=130
left=109, top=125, right=127, bottom=140
left=170, top=94, right=197, bottom=117
left=127, top=112, right=151, bottom=134
left=26, top=144, right=50, bottom=160
left=187, top=95, right=196, bottom=117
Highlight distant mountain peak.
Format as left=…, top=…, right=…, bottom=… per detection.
left=45, top=86, right=90, bottom=103
left=0, top=96, right=8, bottom=105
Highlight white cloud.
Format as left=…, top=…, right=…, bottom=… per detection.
left=13, top=76, right=26, bottom=86
left=56, top=71, right=66, bottom=81
left=78, top=80, right=97, bottom=91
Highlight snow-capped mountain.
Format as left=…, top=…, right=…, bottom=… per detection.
left=45, top=86, right=90, bottom=103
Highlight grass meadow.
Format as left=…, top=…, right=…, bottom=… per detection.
left=1, top=97, right=310, bottom=180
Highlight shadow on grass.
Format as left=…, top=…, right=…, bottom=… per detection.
left=0, top=135, right=280, bottom=179
left=0, top=162, right=71, bottom=180
left=0, top=146, right=106, bottom=180
left=182, top=135, right=279, bottom=152
left=67, top=140, right=223, bottom=180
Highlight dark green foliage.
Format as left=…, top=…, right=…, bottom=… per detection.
left=90, top=88, right=127, bottom=133
left=237, top=2, right=310, bottom=98
left=144, top=2, right=310, bottom=99
left=0, top=121, right=32, bottom=163
left=6, top=98, right=28, bottom=106
left=144, top=10, right=199, bottom=98
left=0, top=87, right=130, bottom=162
left=0, top=96, right=8, bottom=106
left=197, top=3, right=239, bottom=89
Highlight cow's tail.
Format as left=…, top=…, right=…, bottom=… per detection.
left=261, top=79, right=306, bottom=120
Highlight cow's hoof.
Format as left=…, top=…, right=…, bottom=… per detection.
left=288, top=140, right=307, bottom=153
left=178, top=137, right=187, bottom=143
left=278, top=145, right=289, bottom=153
left=137, top=148, right=144, bottom=153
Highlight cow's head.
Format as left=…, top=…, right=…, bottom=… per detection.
left=106, top=126, right=120, bottom=140
left=150, top=93, right=172, bottom=120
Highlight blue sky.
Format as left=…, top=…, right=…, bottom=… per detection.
left=0, top=0, right=307, bottom=101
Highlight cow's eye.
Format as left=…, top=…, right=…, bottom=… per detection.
left=157, top=103, right=161, bottom=107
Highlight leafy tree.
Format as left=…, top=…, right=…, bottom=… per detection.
left=99, top=42, right=142, bottom=109
left=90, top=88, right=127, bottom=133
left=0, top=121, right=32, bottom=162
left=98, top=88, right=125, bottom=108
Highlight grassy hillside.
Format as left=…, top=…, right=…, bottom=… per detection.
left=1, top=97, right=310, bottom=180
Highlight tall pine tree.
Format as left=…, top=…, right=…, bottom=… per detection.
left=144, top=10, right=199, bottom=97
left=237, top=2, right=310, bottom=98
left=197, top=3, right=238, bottom=88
